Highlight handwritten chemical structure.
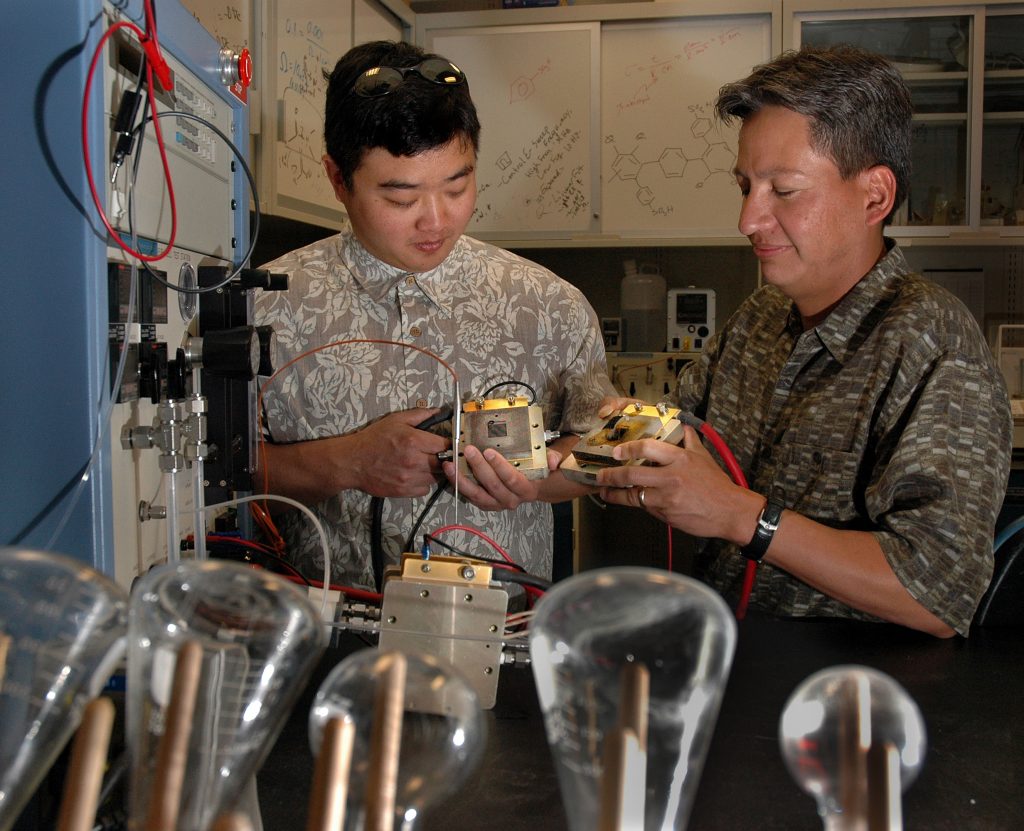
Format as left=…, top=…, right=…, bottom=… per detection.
left=509, top=58, right=552, bottom=104
left=605, top=115, right=735, bottom=217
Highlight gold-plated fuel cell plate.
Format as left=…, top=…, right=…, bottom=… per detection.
left=457, top=397, right=548, bottom=480
left=560, top=403, right=684, bottom=486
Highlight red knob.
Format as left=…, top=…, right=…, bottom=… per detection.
left=237, top=48, right=252, bottom=89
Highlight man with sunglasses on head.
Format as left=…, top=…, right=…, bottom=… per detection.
left=254, top=41, right=613, bottom=592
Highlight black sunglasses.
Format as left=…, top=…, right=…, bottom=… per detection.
left=351, top=58, right=466, bottom=98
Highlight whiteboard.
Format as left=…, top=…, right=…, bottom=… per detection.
left=268, top=0, right=352, bottom=225
left=354, top=0, right=404, bottom=45
left=179, top=0, right=250, bottom=50
left=429, top=24, right=599, bottom=237
left=601, top=16, right=771, bottom=235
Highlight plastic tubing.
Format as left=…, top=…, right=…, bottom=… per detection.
left=202, top=495, right=332, bottom=621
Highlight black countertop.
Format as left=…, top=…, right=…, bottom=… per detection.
left=258, top=615, right=1024, bottom=830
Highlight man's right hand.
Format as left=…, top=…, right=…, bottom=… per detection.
left=258, top=407, right=451, bottom=505
left=347, top=407, right=451, bottom=497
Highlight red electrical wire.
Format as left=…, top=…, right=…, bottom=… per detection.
left=428, top=525, right=545, bottom=599
left=430, top=524, right=515, bottom=565
left=280, top=573, right=384, bottom=604
left=688, top=418, right=757, bottom=621
left=81, top=17, right=177, bottom=262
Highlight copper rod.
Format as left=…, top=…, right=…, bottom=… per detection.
left=838, top=673, right=871, bottom=830
left=307, top=717, right=356, bottom=831
left=56, top=697, right=115, bottom=831
left=0, top=632, right=10, bottom=692
left=597, top=727, right=645, bottom=831
left=210, top=812, right=256, bottom=831
left=145, top=639, right=204, bottom=831
left=618, top=662, right=650, bottom=752
left=364, top=652, right=407, bottom=831
left=867, top=741, right=902, bottom=831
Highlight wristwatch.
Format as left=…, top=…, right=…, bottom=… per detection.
left=741, top=498, right=785, bottom=563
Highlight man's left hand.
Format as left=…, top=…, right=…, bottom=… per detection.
left=442, top=445, right=549, bottom=510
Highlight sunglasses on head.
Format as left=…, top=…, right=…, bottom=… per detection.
left=351, top=58, right=466, bottom=98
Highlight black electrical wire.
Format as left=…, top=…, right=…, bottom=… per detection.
left=494, top=569, right=552, bottom=592
left=369, top=404, right=454, bottom=591
left=421, top=532, right=528, bottom=573
left=206, top=537, right=311, bottom=585
left=6, top=460, right=91, bottom=546
left=421, top=533, right=549, bottom=590
left=403, top=481, right=449, bottom=553
left=127, top=109, right=260, bottom=294
left=478, top=379, right=537, bottom=404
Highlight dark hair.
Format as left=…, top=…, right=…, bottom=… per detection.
left=715, top=45, right=912, bottom=225
left=323, top=40, right=481, bottom=190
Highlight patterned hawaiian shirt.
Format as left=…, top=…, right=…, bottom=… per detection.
left=675, top=243, right=1011, bottom=636
left=255, top=222, right=612, bottom=589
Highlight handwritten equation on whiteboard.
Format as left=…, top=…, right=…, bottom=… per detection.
left=275, top=13, right=338, bottom=207
left=474, top=107, right=589, bottom=227
left=612, top=29, right=742, bottom=117
left=600, top=18, right=771, bottom=234
left=180, top=0, right=250, bottom=49
left=432, top=27, right=595, bottom=235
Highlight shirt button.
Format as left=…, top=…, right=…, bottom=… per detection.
left=416, top=398, right=428, bottom=408
left=409, top=326, right=422, bottom=337
left=405, top=276, right=416, bottom=286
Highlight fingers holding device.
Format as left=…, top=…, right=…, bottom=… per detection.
left=559, top=402, right=685, bottom=487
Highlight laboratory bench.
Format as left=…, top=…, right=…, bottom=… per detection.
left=258, top=613, right=1024, bottom=830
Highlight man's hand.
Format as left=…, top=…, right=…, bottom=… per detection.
left=596, top=425, right=754, bottom=544
left=348, top=408, right=451, bottom=497
left=441, top=445, right=542, bottom=511
left=260, top=407, right=451, bottom=506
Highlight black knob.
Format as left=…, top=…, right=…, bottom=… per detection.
left=199, top=326, right=260, bottom=379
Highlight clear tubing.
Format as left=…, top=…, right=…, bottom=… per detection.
left=201, top=494, right=332, bottom=621
left=165, top=469, right=180, bottom=564
left=192, top=458, right=207, bottom=559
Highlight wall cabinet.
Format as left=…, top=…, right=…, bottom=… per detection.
left=785, top=1, right=1023, bottom=240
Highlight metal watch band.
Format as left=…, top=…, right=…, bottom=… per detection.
left=741, top=498, right=785, bottom=563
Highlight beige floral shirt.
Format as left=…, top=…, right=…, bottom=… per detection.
left=255, top=223, right=612, bottom=588
left=676, top=243, right=1011, bottom=636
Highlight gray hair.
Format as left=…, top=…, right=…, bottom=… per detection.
left=716, top=45, right=912, bottom=225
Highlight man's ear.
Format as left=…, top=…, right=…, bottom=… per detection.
left=323, top=154, right=347, bottom=203
left=863, top=165, right=897, bottom=228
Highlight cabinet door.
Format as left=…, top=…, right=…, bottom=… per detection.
left=791, top=10, right=974, bottom=232
left=981, top=10, right=1024, bottom=234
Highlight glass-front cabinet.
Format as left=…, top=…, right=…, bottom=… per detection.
left=982, top=10, right=1024, bottom=230
left=785, top=2, right=1024, bottom=239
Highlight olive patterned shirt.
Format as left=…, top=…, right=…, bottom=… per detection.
left=255, top=224, right=613, bottom=589
left=675, top=243, right=1011, bottom=636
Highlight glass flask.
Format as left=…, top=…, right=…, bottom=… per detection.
left=0, top=547, right=128, bottom=831
left=127, top=559, right=326, bottom=830
left=308, top=648, right=486, bottom=831
left=779, top=665, right=927, bottom=831
left=529, top=567, right=737, bottom=831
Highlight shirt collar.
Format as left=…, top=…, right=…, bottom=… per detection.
left=810, top=240, right=907, bottom=365
left=338, top=230, right=459, bottom=316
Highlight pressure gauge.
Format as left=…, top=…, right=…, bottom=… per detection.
left=178, top=261, right=197, bottom=322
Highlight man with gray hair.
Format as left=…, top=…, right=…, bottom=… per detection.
left=597, top=46, right=1011, bottom=637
